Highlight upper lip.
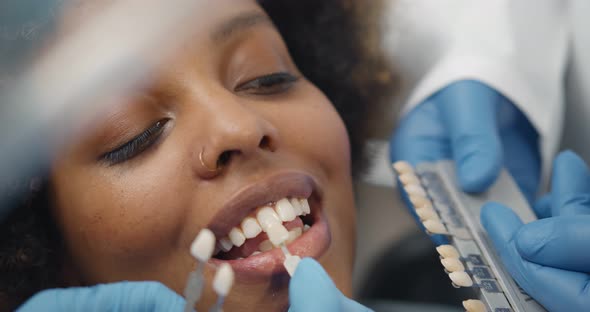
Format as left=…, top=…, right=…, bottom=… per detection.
left=207, top=171, right=321, bottom=238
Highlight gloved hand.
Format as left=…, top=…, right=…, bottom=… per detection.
left=481, top=151, right=590, bottom=312
left=17, top=281, right=187, bottom=312
left=390, top=80, right=540, bottom=244
left=289, top=258, right=373, bottom=312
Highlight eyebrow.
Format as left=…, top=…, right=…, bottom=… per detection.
left=211, top=11, right=273, bottom=43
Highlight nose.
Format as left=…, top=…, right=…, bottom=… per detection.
left=196, top=103, right=279, bottom=178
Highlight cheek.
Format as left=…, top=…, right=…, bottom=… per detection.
left=51, top=154, right=190, bottom=269
left=285, top=84, right=352, bottom=177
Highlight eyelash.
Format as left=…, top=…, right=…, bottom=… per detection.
left=101, top=118, right=170, bottom=165
left=235, top=72, right=299, bottom=94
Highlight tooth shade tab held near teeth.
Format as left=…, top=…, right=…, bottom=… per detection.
left=440, top=258, right=465, bottom=272
left=283, top=253, right=301, bottom=276
left=190, top=228, right=216, bottom=262
left=240, top=217, right=262, bottom=239
left=276, top=198, right=297, bottom=222
left=266, top=222, right=290, bottom=246
left=392, top=161, right=413, bottom=174
left=256, top=206, right=281, bottom=231
left=228, top=227, right=246, bottom=247
left=449, top=271, right=473, bottom=287
left=212, top=263, right=235, bottom=297
left=462, top=299, right=486, bottom=312
left=436, top=245, right=460, bottom=259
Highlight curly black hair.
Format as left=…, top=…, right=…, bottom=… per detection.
left=0, top=1, right=396, bottom=310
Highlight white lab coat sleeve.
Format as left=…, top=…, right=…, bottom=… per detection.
left=383, top=0, right=570, bottom=174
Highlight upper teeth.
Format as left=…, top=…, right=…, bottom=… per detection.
left=217, top=197, right=311, bottom=253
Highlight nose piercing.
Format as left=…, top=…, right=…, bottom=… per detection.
left=199, top=148, right=219, bottom=172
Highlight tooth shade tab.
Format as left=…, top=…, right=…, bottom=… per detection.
left=449, top=271, right=473, bottom=287
left=228, top=227, right=246, bottom=247
left=415, top=206, right=438, bottom=221
left=440, top=258, right=465, bottom=272
left=218, top=237, right=233, bottom=252
left=190, top=229, right=216, bottom=262
left=256, top=206, right=281, bottom=231
left=212, top=263, right=235, bottom=297
left=423, top=219, right=447, bottom=234
left=241, top=217, right=262, bottom=239
left=436, top=245, right=460, bottom=259
left=405, top=184, right=426, bottom=197
left=276, top=198, right=297, bottom=222
left=409, top=195, right=431, bottom=209
left=299, top=198, right=311, bottom=215
left=399, top=173, right=420, bottom=185
left=462, top=299, right=486, bottom=312
left=392, top=161, right=413, bottom=174
left=266, top=222, right=290, bottom=246
left=283, top=254, right=301, bottom=276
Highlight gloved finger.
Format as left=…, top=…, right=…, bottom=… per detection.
left=533, top=193, right=552, bottom=219
left=551, top=151, right=590, bottom=216
left=289, top=258, right=373, bottom=312
left=515, top=216, right=590, bottom=272
left=481, top=204, right=590, bottom=312
left=438, top=80, right=503, bottom=193
left=499, top=126, right=540, bottom=204
left=17, top=281, right=186, bottom=312
left=390, top=98, right=450, bottom=166
left=289, top=258, right=341, bottom=311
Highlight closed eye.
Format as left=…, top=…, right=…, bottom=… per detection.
left=100, top=118, right=170, bottom=165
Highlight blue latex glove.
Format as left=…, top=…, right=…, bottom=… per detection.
left=289, top=258, right=373, bottom=312
left=17, top=281, right=187, bottom=312
left=481, top=151, right=590, bottom=312
left=390, top=80, right=541, bottom=244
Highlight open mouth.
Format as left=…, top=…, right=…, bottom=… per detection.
left=205, top=172, right=331, bottom=277
left=213, top=197, right=314, bottom=260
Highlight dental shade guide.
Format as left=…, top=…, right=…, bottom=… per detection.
left=393, top=161, right=546, bottom=312
left=281, top=244, right=301, bottom=277
left=209, top=263, right=235, bottom=312
left=184, top=229, right=216, bottom=312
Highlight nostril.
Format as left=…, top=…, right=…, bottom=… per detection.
left=217, top=150, right=235, bottom=168
left=259, top=136, right=272, bottom=151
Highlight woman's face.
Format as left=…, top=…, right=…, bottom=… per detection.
left=49, top=0, right=356, bottom=310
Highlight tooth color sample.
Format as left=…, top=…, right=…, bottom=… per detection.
left=449, top=271, right=473, bottom=287
left=436, top=245, right=460, bottom=259
left=462, top=299, right=486, bottom=312
left=190, top=228, right=216, bottom=262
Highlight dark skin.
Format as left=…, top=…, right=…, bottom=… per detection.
left=47, top=1, right=356, bottom=311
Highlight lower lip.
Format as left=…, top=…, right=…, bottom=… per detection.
left=210, top=211, right=331, bottom=281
